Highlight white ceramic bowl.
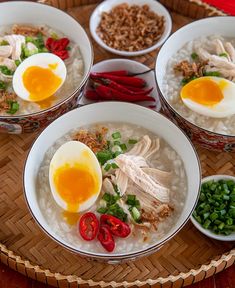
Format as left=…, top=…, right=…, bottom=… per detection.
left=0, top=1, right=93, bottom=134
left=89, top=0, right=172, bottom=56
left=155, top=16, right=235, bottom=152
left=24, top=102, right=201, bottom=262
left=80, top=58, right=161, bottom=111
left=191, top=175, right=235, bottom=241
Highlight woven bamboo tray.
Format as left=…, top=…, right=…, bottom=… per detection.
left=1, top=0, right=235, bottom=287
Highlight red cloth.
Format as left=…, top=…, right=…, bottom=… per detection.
left=203, top=0, right=235, bottom=15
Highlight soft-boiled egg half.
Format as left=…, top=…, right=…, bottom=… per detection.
left=49, top=141, right=102, bottom=213
left=181, top=76, right=235, bottom=118
left=13, top=53, right=66, bottom=102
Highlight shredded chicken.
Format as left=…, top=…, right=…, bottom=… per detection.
left=0, top=46, right=13, bottom=58
left=127, top=135, right=152, bottom=156
left=72, top=127, right=108, bottom=153
left=142, top=167, right=171, bottom=187
left=0, top=57, right=16, bottom=71
left=114, top=169, right=129, bottom=196
left=115, top=154, right=170, bottom=203
left=174, top=38, right=235, bottom=82
left=102, top=178, right=116, bottom=195
left=225, top=42, right=235, bottom=63
left=0, top=57, right=16, bottom=82
left=12, top=24, right=45, bottom=36
left=3, top=35, right=25, bottom=60
left=97, top=134, right=173, bottom=232
left=127, top=184, right=173, bottom=230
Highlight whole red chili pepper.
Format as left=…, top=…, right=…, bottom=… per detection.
left=85, top=89, right=100, bottom=100
left=97, top=225, right=115, bottom=252
left=123, top=85, right=151, bottom=92
left=90, top=73, right=146, bottom=88
left=94, top=83, right=155, bottom=102
left=96, top=69, right=152, bottom=77
left=91, top=78, right=153, bottom=96
left=96, top=70, right=129, bottom=76
left=100, top=214, right=131, bottom=238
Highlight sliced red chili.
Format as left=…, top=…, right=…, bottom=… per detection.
left=97, top=225, right=115, bottom=252
left=46, top=37, right=70, bottom=60
left=53, top=50, right=69, bottom=60
left=100, top=214, right=131, bottom=238
left=78, top=212, right=99, bottom=241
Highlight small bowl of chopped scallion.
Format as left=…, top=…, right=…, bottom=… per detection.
left=191, top=175, right=235, bottom=241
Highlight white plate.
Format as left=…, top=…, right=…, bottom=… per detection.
left=89, top=0, right=172, bottom=56
left=191, top=174, right=235, bottom=241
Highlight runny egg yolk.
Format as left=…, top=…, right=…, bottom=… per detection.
left=181, top=78, right=224, bottom=106
left=53, top=164, right=99, bottom=212
left=23, top=66, right=62, bottom=102
left=62, top=211, right=80, bottom=225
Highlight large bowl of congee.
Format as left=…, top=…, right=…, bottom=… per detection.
left=0, top=1, right=93, bottom=133
left=156, top=17, right=235, bottom=152
left=24, top=102, right=201, bottom=261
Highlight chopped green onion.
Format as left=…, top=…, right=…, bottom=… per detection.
left=219, top=53, right=228, bottom=57
left=112, top=131, right=121, bottom=139
left=25, top=36, right=34, bottom=43
left=0, top=40, right=9, bottom=46
left=193, top=179, right=235, bottom=235
left=96, top=150, right=113, bottom=165
left=38, top=47, right=48, bottom=53
left=97, top=207, right=107, bottom=214
left=102, top=193, right=120, bottom=205
left=181, top=76, right=197, bottom=86
left=203, top=219, right=211, bottom=229
left=131, top=207, right=141, bottom=222
left=126, top=194, right=140, bottom=209
left=6, top=101, right=19, bottom=115
left=114, top=151, right=122, bottom=158
left=113, top=184, right=120, bottom=195
left=120, top=143, right=127, bottom=152
left=0, top=80, right=6, bottom=91
left=102, top=193, right=111, bottom=202
left=128, top=139, right=138, bottom=145
left=15, top=60, right=21, bottom=67
left=66, top=46, right=71, bottom=51
left=111, top=145, right=122, bottom=153
left=0, top=65, right=14, bottom=76
left=111, top=163, right=119, bottom=169
left=203, top=71, right=221, bottom=77
left=104, top=163, right=111, bottom=172
left=113, top=140, right=121, bottom=146
left=191, top=52, right=198, bottom=60
left=33, top=33, right=45, bottom=49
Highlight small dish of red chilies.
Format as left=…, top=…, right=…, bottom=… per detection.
left=84, top=69, right=156, bottom=108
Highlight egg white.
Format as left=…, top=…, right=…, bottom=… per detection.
left=49, top=141, right=102, bottom=212
left=13, top=53, right=67, bottom=102
left=181, top=76, right=235, bottom=118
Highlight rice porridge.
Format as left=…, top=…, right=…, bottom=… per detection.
left=162, top=35, right=235, bottom=135
left=0, top=24, right=84, bottom=116
left=37, top=122, right=187, bottom=254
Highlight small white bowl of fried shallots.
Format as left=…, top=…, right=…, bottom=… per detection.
left=89, top=0, right=172, bottom=56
